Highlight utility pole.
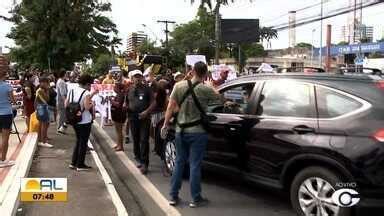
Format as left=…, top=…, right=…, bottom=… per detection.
left=214, top=1, right=222, bottom=65
left=319, top=0, right=324, bottom=68
left=157, top=20, right=175, bottom=48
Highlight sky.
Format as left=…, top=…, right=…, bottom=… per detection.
left=1, top=0, right=384, bottom=54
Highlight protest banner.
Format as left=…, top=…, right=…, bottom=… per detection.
left=211, top=64, right=237, bottom=81
left=186, top=55, right=207, bottom=66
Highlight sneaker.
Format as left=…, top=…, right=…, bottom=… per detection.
left=57, top=127, right=66, bottom=134
left=189, top=197, right=209, bottom=208
left=69, top=164, right=76, bottom=170
left=76, top=165, right=92, bottom=171
left=134, top=158, right=142, bottom=168
left=38, top=142, right=53, bottom=148
left=169, top=197, right=180, bottom=206
left=140, top=166, right=148, bottom=175
left=63, top=123, right=68, bottom=128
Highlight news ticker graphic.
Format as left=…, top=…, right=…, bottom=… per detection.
left=20, top=178, right=67, bottom=202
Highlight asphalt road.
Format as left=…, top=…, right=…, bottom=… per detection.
left=102, top=122, right=296, bottom=216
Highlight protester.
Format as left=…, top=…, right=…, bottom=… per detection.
left=102, top=71, right=115, bottom=84
left=48, top=81, right=57, bottom=123
left=152, top=79, right=170, bottom=176
left=173, top=72, right=184, bottom=83
left=101, top=71, right=114, bottom=126
left=111, top=82, right=127, bottom=152
left=35, top=77, right=53, bottom=148
left=213, top=68, right=229, bottom=87
left=21, top=72, right=35, bottom=132
left=0, top=60, right=16, bottom=168
left=67, top=74, right=97, bottom=171
left=56, top=69, right=68, bottom=134
left=127, top=70, right=155, bottom=174
left=162, top=62, right=220, bottom=207
left=123, top=71, right=132, bottom=145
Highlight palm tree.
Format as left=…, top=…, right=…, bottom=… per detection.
left=190, top=0, right=253, bottom=64
left=260, top=27, right=278, bottom=49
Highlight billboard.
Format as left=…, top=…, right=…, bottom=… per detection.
left=221, top=19, right=259, bottom=43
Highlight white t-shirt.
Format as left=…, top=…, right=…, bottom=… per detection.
left=67, top=86, right=92, bottom=124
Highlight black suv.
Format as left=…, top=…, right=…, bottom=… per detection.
left=157, top=73, right=384, bottom=216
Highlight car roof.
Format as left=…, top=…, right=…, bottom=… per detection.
left=220, top=73, right=383, bottom=89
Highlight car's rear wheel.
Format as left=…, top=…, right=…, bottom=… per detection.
left=290, top=166, right=351, bottom=216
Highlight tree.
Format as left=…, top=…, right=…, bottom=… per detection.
left=259, top=27, right=278, bottom=49
left=360, top=37, right=371, bottom=43
left=377, top=38, right=384, bottom=43
left=295, top=42, right=313, bottom=49
left=88, top=54, right=114, bottom=78
left=138, top=39, right=162, bottom=55
left=7, top=0, right=119, bottom=70
left=169, top=7, right=215, bottom=62
left=190, top=0, right=253, bottom=64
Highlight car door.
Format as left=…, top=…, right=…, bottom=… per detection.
left=245, top=80, right=319, bottom=180
left=204, top=82, right=260, bottom=170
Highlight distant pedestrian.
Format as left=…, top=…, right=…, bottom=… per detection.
left=48, top=81, right=57, bottom=123
left=21, top=72, right=35, bottom=132
left=102, top=71, right=115, bottom=85
left=0, top=60, right=16, bottom=168
left=162, top=62, right=220, bottom=208
left=56, top=69, right=68, bottom=134
left=111, top=82, right=127, bottom=152
left=173, top=72, right=184, bottom=83
left=127, top=70, right=155, bottom=174
left=152, top=79, right=170, bottom=176
left=67, top=74, right=97, bottom=171
left=35, top=77, right=52, bottom=148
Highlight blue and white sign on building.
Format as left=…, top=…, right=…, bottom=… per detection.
left=315, top=42, right=384, bottom=56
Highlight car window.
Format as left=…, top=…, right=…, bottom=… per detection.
left=316, top=87, right=363, bottom=118
left=212, top=83, right=255, bottom=114
left=257, top=81, right=315, bottom=118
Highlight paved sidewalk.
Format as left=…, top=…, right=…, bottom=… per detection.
left=0, top=118, right=27, bottom=184
left=16, top=123, right=118, bottom=216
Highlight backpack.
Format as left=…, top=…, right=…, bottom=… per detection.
left=66, top=89, right=86, bottom=125
left=176, top=80, right=216, bottom=132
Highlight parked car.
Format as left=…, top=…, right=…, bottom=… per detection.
left=156, top=73, right=384, bottom=216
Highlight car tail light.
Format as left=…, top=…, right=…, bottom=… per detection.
left=375, top=81, right=384, bottom=89
left=373, top=129, right=384, bottom=142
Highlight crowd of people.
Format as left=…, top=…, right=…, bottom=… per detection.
left=0, top=59, right=223, bottom=208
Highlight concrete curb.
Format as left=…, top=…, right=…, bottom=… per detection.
left=92, top=122, right=181, bottom=216
left=0, top=133, right=38, bottom=216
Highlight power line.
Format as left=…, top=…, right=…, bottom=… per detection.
left=262, top=0, right=333, bottom=25
left=157, top=20, right=176, bottom=48
left=271, top=0, right=383, bottom=31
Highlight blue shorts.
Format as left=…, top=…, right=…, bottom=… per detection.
left=0, top=114, right=13, bottom=130
left=36, top=104, right=50, bottom=123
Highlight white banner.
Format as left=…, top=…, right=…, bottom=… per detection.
left=186, top=55, right=207, bottom=66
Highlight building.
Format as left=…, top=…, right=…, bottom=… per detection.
left=341, top=25, right=374, bottom=43
left=126, top=32, right=147, bottom=53
left=360, top=25, right=374, bottom=42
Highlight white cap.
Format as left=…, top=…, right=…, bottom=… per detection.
left=173, top=72, right=183, bottom=79
left=130, top=70, right=143, bottom=77
left=50, top=82, right=55, bottom=87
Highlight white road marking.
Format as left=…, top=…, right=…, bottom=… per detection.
left=93, top=121, right=181, bottom=216
left=88, top=141, right=129, bottom=216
